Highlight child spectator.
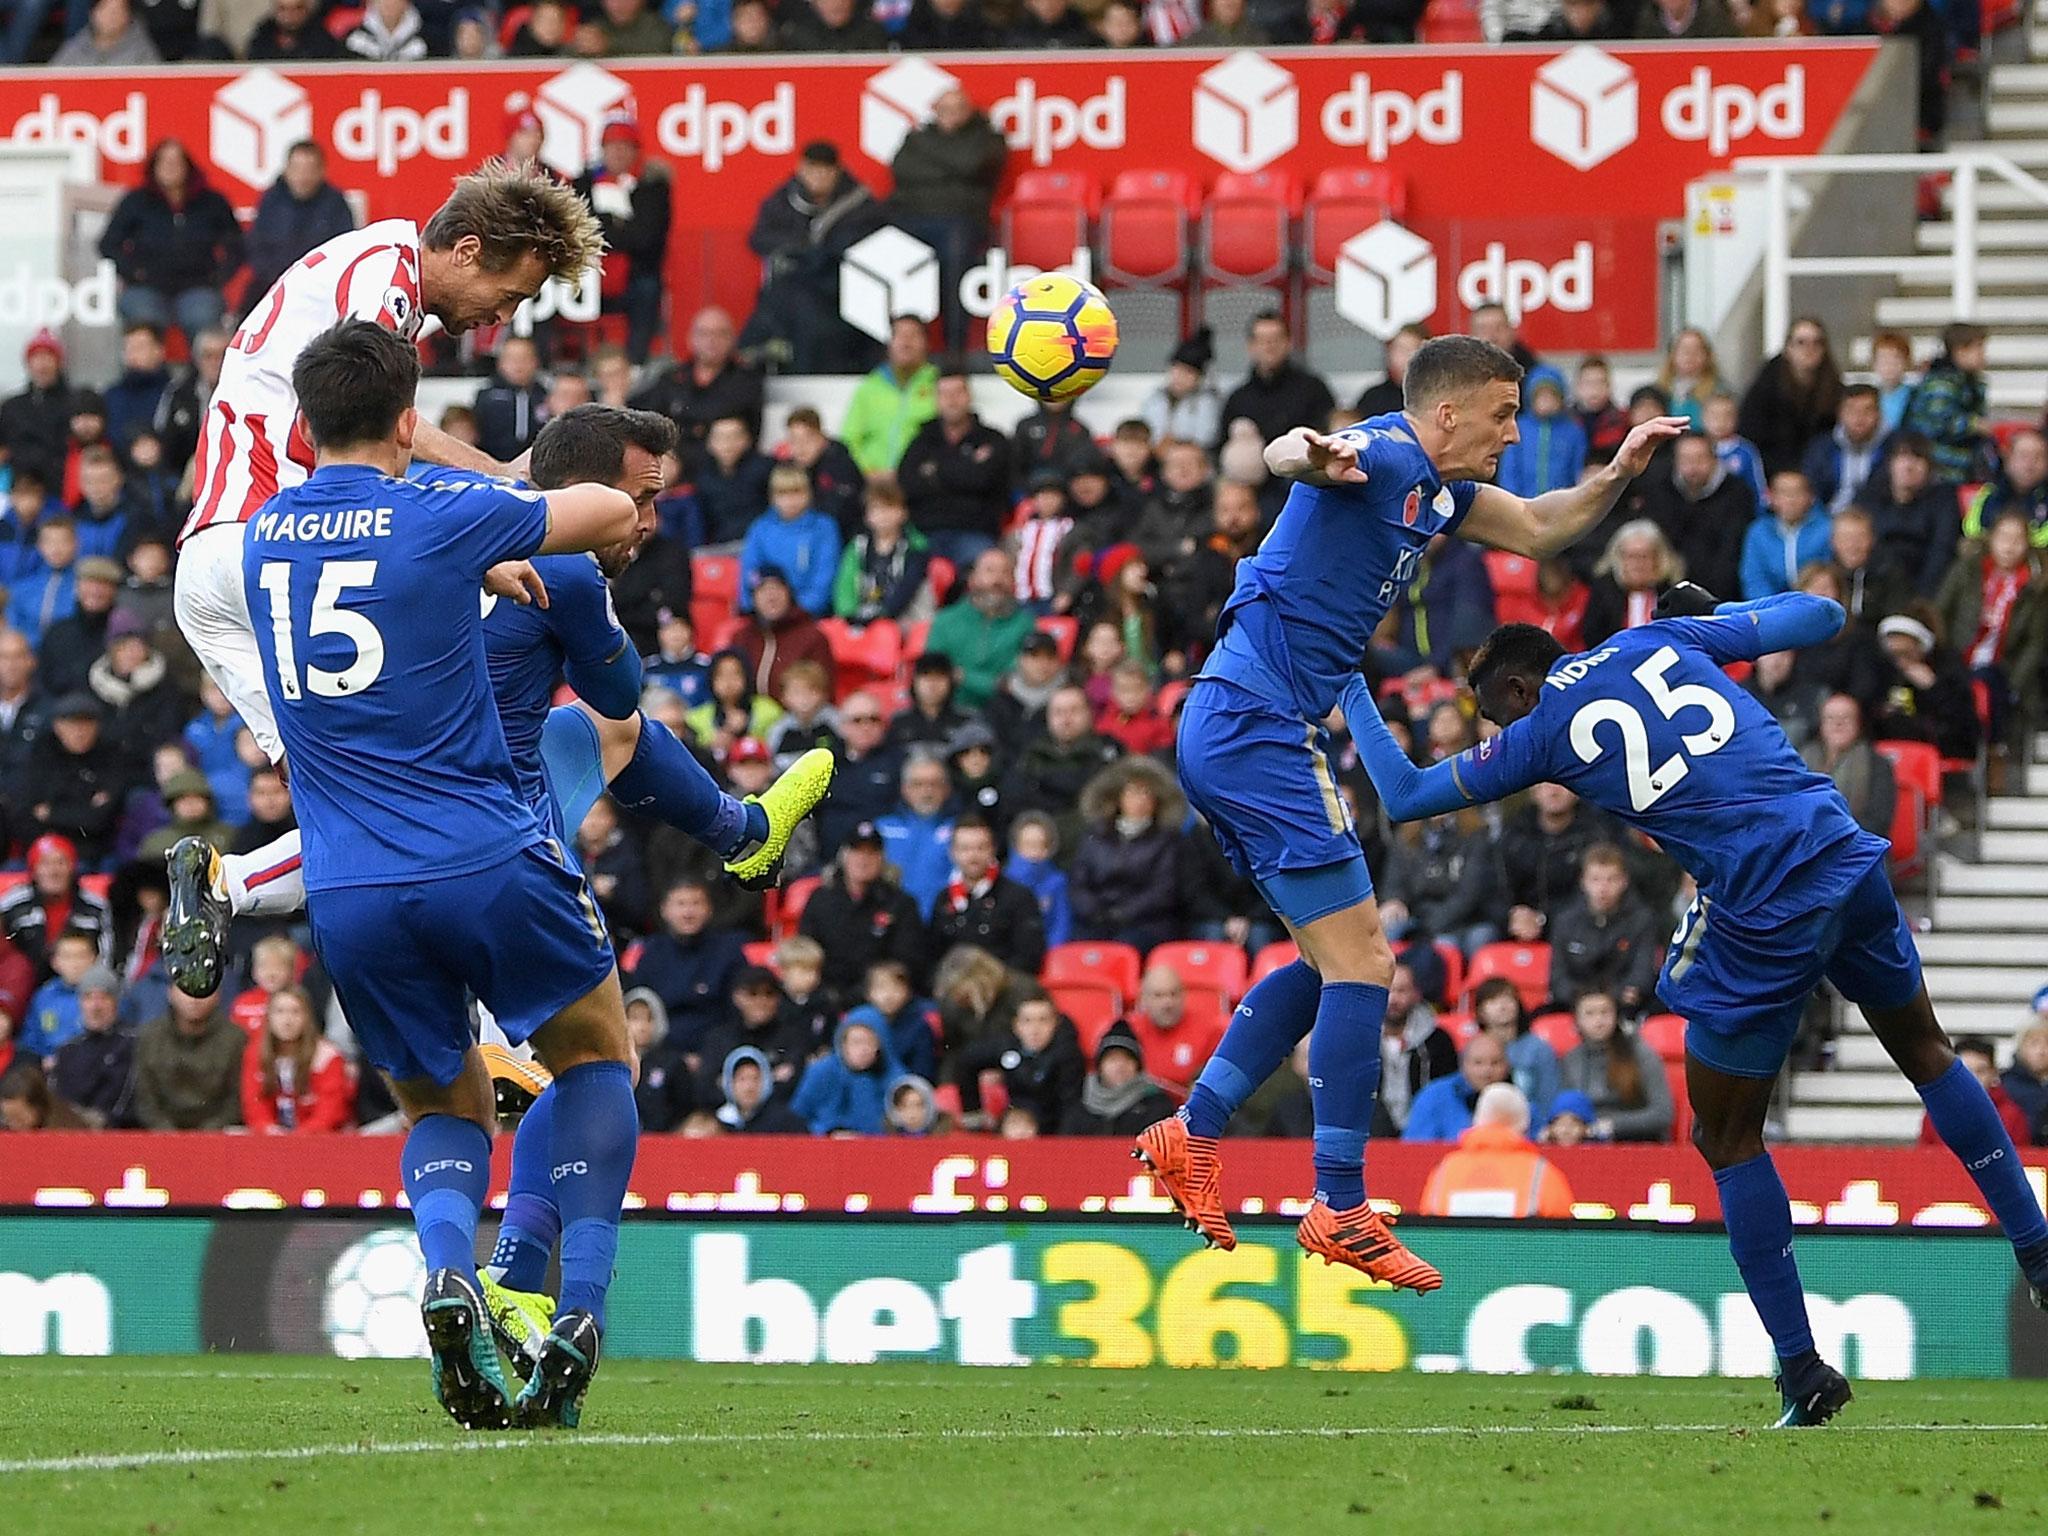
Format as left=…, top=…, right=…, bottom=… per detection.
left=1013, top=470, right=1076, bottom=615
left=643, top=610, right=711, bottom=707
left=885, top=652, right=968, bottom=752
left=741, top=464, right=840, bottom=617
left=714, top=1045, right=807, bottom=1133
left=1740, top=469, right=1833, bottom=599
left=1572, top=355, right=1631, bottom=465
left=1004, top=811, right=1074, bottom=949
left=0, top=469, right=51, bottom=586
left=865, top=959, right=941, bottom=1083
left=1558, top=991, right=1673, bottom=1142
left=1870, top=329, right=1915, bottom=432
left=1076, top=619, right=1128, bottom=711
left=1141, top=329, right=1223, bottom=447
left=11, top=517, right=78, bottom=647
left=439, top=404, right=481, bottom=447
left=1902, top=322, right=1990, bottom=486
left=1873, top=611, right=1981, bottom=762
left=685, top=649, right=782, bottom=750
left=1078, top=543, right=1161, bottom=675
left=232, top=934, right=304, bottom=1035
left=240, top=986, right=355, bottom=1133
left=885, top=1075, right=946, bottom=1135
left=1703, top=391, right=1769, bottom=507
left=955, top=992, right=1085, bottom=1131
left=625, top=986, right=694, bottom=1132
left=774, top=935, right=837, bottom=1052
left=767, top=659, right=843, bottom=765
left=779, top=405, right=866, bottom=539
left=1497, top=366, right=1587, bottom=497
left=1096, top=660, right=1172, bottom=755
left=1107, top=418, right=1158, bottom=498
left=832, top=480, right=930, bottom=625
left=791, top=1010, right=901, bottom=1135
left=20, top=931, right=100, bottom=1060
left=1540, top=1089, right=1597, bottom=1146
left=183, top=680, right=249, bottom=825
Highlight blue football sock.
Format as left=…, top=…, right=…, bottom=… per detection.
left=1713, top=1153, right=1816, bottom=1369
left=1920, top=1057, right=2048, bottom=1250
left=402, top=1115, right=492, bottom=1277
left=548, top=1059, right=639, bottom=1329
left=608, top=716, right=761, bottom=858
left=489, top=1082, right=561, bottom=1293
left=1182, top=959, right=1322, bottom=1138
left=1306, top=981, right=1389, bottom=1210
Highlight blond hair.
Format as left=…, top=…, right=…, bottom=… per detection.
left=423, top=160, right=605, bottom=285
left=775, top=935, right=825, bottom=973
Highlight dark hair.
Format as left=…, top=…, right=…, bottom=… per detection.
left=785, top=405, right=823, bottom=432
left=1629, top=384, right=1672, bottom=413
left=292, top=320, right=419, bottom=451
left=1403, top=336, right=1524, bottom=413
left=1471, top=976, right=1528, bottom=1036
left=665, top=876, right=713, bottom=902
left=529, top=404, right=677, bottom=492
left=1955, top=1034, right=1998, bottom=1061
left=951, top=813, right=994, bottom=839
left=913, top=651, right=955, bottom=678
left=286, top=139, right=323, bottom=163
left=1841, top=383, right=1880, bottom=405
left=936, top=355, right=971, bottom=382
left=122, top=322, right=164, bottom=344
left=421, top=160, right=604, bottom=285
left=1942, top=321, right=1990, bottom=356
left=1578, top=991, right=1645, bottom=1108
left=1889, top=429, right=1933, bottom=462
left=1468, top=623, right=1565, bottom=698
left=1247, top=308, right=1287, bottom=336
left=800, top=141, right=840, bottom=166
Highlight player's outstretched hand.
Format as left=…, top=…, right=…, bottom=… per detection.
left=486, top=560, right=550, bottom=609
left=1299, top=429, right=1368, bottom=485
left=1654, top=581, right=1720, bottom=621
left=1610, top=416, right=1691, bottom=479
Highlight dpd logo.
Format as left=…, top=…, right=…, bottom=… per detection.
left=532, top=63, right=635, bottom=176
left=656, top=83, right=795, bottom=172
left=1530, top=46, right=1637, bottom=171
left=1192, top=51, right=1298, bottom=174
left=1662, top=65, right=1806, bottom=156
left=210, top=70, right=310, bottom=189
left=0, top=260, right=116, bottom=328
left=1333, top=221, right=1437, bottom=342
left=1321, top=72, right=1463, bottom=163
left=1456, top=242, right=1594, bottom=323
left=862, top=57, right=958, bottom=166
left=7, top=92, right=147, bottom=179
left=839, top=226, right=941, bottom=343
left=334, top=89, right=470, bottom=178
left=992, top=77, right=1126, bottom=167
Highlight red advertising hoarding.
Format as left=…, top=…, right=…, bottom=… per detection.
left=2, top=42, right=1880, bottom=351
left=6, top=1133, right=2037, bottom=1231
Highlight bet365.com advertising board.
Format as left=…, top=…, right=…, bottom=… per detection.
left=1, top=1216, right=2029, bottom=1380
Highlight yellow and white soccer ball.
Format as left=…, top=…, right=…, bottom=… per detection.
left=987, top=273, right=1120, bottom=403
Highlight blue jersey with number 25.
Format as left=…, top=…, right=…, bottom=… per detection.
left=1442, top=601, right=1887, bottom=925
left=244, top=463, right=552, bottom=894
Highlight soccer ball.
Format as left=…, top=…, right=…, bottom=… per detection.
left=323, top=1227, right=429, bottom=1360
left=987, top=274, right=1120, bottom=403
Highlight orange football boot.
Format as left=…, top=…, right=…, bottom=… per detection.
left=1296, top=1201, right=1442, bottom=1293
left=1133, top=1116, right=1236, bottom=1251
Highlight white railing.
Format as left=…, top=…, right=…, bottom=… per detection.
left=1735, top=152, right=2048, bottom=351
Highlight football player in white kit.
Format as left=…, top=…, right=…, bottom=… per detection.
left=164, top=162, right=605, bottom=996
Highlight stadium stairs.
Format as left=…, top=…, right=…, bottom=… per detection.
left=1863, top=6, right=2048, bottom=409
left=1786, top=732, right=2048, bottom=1140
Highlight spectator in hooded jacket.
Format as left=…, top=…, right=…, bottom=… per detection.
left=475, top=337, right=549, bottom=465
left=1003, top=811, right=1074, bottom=951
left=1069, top=756, right=1185, bottom=954
left=741, top=464, right=840, bottom=618
left=792, top=1010, right=901, bottom=1134
left=731, top=569, right=836, bottom=700
left=101, top=325, right=172, bottom=454
left=98, top=140, right=242, bottom=340
left=245, top=142, right=356, bottom=305
left=715, top=1045, right=807, bottom=1132
left=1496, top=366, right=1588, bottom=497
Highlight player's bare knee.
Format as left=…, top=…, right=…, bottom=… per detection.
left=580, top=703, right=643, bottom=783
left=530, top=980, right=633, bottom=1077
left=1690, top=1115, right=1762, bottom=1170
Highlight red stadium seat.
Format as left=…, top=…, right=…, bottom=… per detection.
left=1156, top=678, right=1192, bottom=719
left=691, top=553, right=740, bottom=646
left=1640, top=1013, right=1688, bottom=1063
left=1432, top=941, right=1465, bottom=1012
left=1202, top=170, right=1299, bottom=289
left=1035, top=613, right=1079, bottom=662
left=1875, top=739, right=1940, bottom=871
left=1048, top=981, right=1122, bottom=1049
left=1043, top=941, right=1143, bottom=1008
left=818, top=618, right=902, bottom=702
left=1418, top=0, right=1483, bottom=42
left=1100, top=169, right=1198, bottom=290
left=1250, top=940, right=1300, bottom=984
left=1304, top=168, right=1405, bottom=283
left=1464, top=942, right=1552, bottom=1014
left=1440, top=1012, right=1478, bottom=1048
left=1148, top=940, right=1250, bottom=1006
left=1002, top=170, right=1100, bottom=275
left=900, top=618, right=932, bottom=665
left=925, top=556, right=957, bottom=606
left=498, top=4, right=532, bottom=47
left=325, top=4, right=363, bottom=38
left=778, top=874, right=821, bottom=940
left=1530, top=1010, right=1579, bottom=1057
left=742, top=940, right=778, bottom=969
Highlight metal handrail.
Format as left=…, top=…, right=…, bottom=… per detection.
left=1731, top=151, right=2048, bottom=351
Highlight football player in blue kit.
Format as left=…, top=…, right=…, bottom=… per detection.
left=466, top=402, right=833, bottom=1368
left=1346, top=586, right=2048, bottom=1426
left=244, top=321, right=642, bottom=1431
left=1139, top=335, right=1687, bottom=1290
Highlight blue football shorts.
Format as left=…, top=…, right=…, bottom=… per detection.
left=1666, top=856, right=1921, bottom=1079
left=309, top=841, right=616, bottom=1087
left=1177, top=679, right=1373, bottom=928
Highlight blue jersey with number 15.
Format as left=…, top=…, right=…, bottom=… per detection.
left=1444, top=605, right=1888, bottom=926
left=243, top=463, right=552, bottom=894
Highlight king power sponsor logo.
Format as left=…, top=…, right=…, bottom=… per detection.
left=1531, top=45, right=1809, bottom=170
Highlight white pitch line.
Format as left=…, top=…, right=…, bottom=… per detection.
left=6, top=1421, right=2047, bottom=1476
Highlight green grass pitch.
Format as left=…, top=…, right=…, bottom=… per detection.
left=3, top=1360, right=2045, bottom=1535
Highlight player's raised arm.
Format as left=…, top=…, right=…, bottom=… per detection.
left=1341, top=677, right=1477, bottom=822
left=1713, top=593, right=1848, bottom=653
left=1461, top=415, right=1690, bottom=559
left=538, top=483, right=637, bottom=555
left=1265, top=427, right=1369, bottom=487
